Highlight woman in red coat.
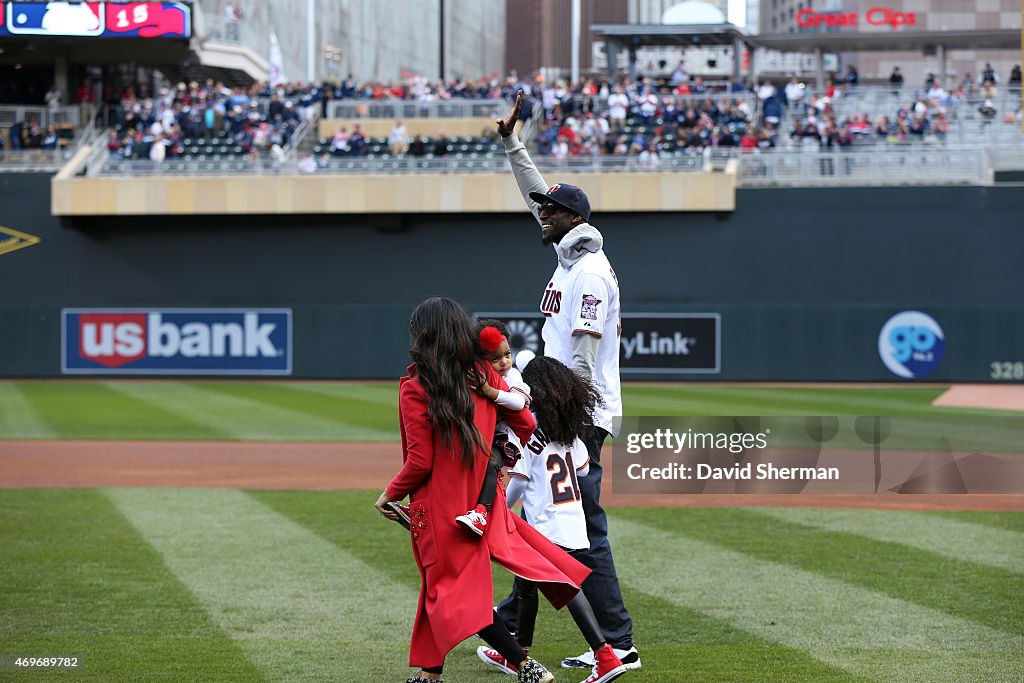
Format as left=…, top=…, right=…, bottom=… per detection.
left=375, top=297, right=591, bottom=683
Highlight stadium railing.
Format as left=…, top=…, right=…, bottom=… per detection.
left=564, top=91, right=755, bottom=116
left=91, top=152, right=706, bottom=176
left=327, top=99, right=506, bottom=120
left=0, top=104, right=82, bottom=130
left=737, top=146, right=990, bottom=186
left=2, top=105, right=98, bottom=172
left=988, top=146, right=1024, bottom=171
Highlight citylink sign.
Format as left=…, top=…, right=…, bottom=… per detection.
left=796, top=7, right=918, bottom=30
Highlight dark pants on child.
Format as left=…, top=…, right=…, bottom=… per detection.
left=497, top=426, right=634, bottom=649
left=514, top=550, right=605, bottom=650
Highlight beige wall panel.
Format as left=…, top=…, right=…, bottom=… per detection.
left=460, top=176, right=501, bottom=212
left=64, top=180, right=94, bottom=214
left=54, top=172, right=736, bottom=215
left=598, top=174, right=638, bottom=211
left=144, top=179, right=171, bottom=214
left=322, top=176, right=367, bottom=212
left=166, top=180, right=197, bottom=215
left=290, top=176, right=327, bottom=210
left=115, top=183, right=148, bottom=214
left=194, top=177, right=230, bottom=213
left=93, top=181, right=118, bottom=214
left=659, top=175, right=689, bottom=210
left=631, top=176, right=663, bottom=209
left=364, top=177, right=404, bottom=212
left=438, top=176, right=464, bottom=213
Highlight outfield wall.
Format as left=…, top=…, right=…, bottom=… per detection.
left=5, top=173, right=1023, bottom=381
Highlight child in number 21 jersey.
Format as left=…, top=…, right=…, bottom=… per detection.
left=477, top=353, right=628, bottom=683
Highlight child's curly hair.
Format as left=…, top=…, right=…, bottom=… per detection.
left=520, top=356, right=602, bottom=445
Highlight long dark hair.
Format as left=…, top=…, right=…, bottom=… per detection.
left=520, top=356, right=602, bottom=445
left=409, top=297, right=486, bottom=466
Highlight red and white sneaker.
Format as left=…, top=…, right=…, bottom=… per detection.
left=579, top=644, right=627, bottom=683
left=476, top=646, right=516, bottom=675
left=456, top=505, right=488, bottom=537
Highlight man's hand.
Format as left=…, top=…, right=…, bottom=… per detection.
left=496, top=90, right=523, bottom=138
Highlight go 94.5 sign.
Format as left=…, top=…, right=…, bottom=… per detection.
left=474, top=312, right=720, bottom=375
left=62, top=309, right=292, bottom=375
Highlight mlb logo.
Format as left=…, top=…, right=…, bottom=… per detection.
left=580, top=294, right=601, bottom=321
left=7, top=2, right=105, bottom=36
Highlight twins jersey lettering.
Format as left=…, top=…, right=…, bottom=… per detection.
left=539, top=249, right=622, bottom=435
left=509, top=426, right=590, bottom=550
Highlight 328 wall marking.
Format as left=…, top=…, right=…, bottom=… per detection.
left=990, top=361, right=1024, bottom=380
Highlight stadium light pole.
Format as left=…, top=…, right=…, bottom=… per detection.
left=307, top=0, right=315, bottom=83
left=440, top=0, right=446, bottom=81
left=571, top=0, right=580, bottom=85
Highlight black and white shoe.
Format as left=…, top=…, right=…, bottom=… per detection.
left=386, top=502, right=412, bottom=530
left=517, top=658, right=554, bottom=683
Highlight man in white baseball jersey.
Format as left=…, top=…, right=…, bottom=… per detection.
left=494, top=91, right=639, bottom=672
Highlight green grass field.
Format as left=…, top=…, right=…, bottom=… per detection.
left=1, top=381, right=1022, bottom=682
left=1, top=380, right=1018, bottom=442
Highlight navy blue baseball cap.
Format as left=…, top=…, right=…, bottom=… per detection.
left=529, top=183, right=591, bottom=223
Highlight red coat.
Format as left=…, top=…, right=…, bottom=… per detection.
left=386, top=363, right=591, bottom=668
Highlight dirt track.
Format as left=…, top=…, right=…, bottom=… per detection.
left=2, top=440, right=1021, bottom=511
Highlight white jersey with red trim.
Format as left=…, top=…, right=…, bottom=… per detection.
left=501, top=366, right=531, bottom=406
left=508, top=425, right=591, bottom=550
left=539, top=249, right=622, bottom=435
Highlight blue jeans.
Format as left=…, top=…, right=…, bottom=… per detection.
left=497, top=426, right=634, bottom=649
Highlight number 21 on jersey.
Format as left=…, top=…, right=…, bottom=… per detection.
left=547, top=450, right=581, bottom=504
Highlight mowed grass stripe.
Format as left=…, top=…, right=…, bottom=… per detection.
left=194, top=382, right=397, bottom=439
left=755, top=507, right=1024, bottom=575
left=608, top=514, right=1024, bottom=683
left=254, top=491, right=864, bottom=683
left=104, top=381, right=389, bottom=441
left=0, top=382, right=56, bottom=438
left=929, top=510, right=1024, bottom=534
left=106, top=488, right=417, bottom=682
left=615, top=508, right=1023, bottom=636
left=622, top=386, right=950, bottom=416
left=281, top=381, right=400, bottom=408
left=14, top=381, right=223, bottom=440
left=0, top=489, right=264, bottom=681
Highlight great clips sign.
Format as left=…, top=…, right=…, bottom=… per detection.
left=62, top=309, right=292, bottom=375
left=797, top=7, right=917, bottom=30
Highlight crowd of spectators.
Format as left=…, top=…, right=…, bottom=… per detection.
left=529, top=92, right=755, bottom=162
left=754, top=63, right=1023, bottom=153
left=0, top=117, right=66, bottom=155
left=6, top=60, right=1020, bottom=165
left=101, top=79, right=300, bottom=163
left=310, top=69, right=754, bottom=164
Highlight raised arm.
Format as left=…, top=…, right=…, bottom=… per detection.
left=498, top=90, right=549, bottom=225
